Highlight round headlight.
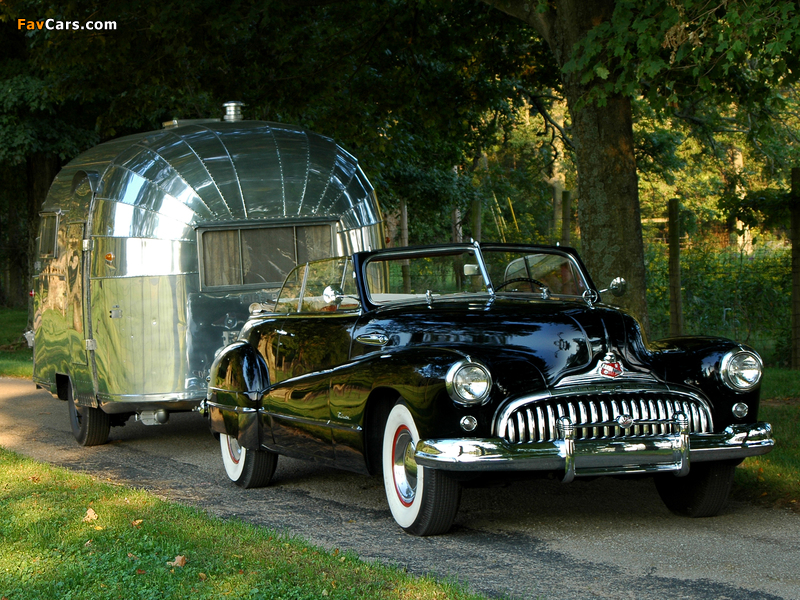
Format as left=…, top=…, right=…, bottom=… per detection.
left=720, top=350, right=763, bottom=391
left=446, top=360, right=492, bottom=405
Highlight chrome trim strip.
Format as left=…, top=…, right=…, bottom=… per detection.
left=205, top=401, right=258, bottom=414
left=471, top=240, right=495, bottom=297
left=262, top=410, right=363, bottom=433
left=97, top=391, right=205, bottom=403
left=415, top=422, right=774, bottom=476
left=555, top=370, right=658, bottom=388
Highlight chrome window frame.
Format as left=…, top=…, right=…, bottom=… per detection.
left=359, top=243, right=592, bottom=306
left=197, top=219, right=337, bottom=292
left=38, top=211, right=61, bottom=259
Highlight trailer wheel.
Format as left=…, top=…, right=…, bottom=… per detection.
left=67, top=381, right=110, bottom=446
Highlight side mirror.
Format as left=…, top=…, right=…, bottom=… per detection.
left=463, top=264, right=480, bottom=277
left=323, top=285, right=344, bottom=305
left=604, top=277, right=627, bottom=297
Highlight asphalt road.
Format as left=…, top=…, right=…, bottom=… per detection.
left=1, top=377, right=798, bottom=600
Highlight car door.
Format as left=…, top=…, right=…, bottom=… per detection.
left=264, top=258, right=360, bottom=460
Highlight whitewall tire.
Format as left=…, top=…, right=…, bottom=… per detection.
left=381, top=402, right=461, bottom=535
left=220, top=433, right=277, bottom=489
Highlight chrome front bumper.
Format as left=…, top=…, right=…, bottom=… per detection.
left=415, top=420, right=773, bottom=482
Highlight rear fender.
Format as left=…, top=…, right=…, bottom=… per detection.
left=207, top=341, right=269, bottom=450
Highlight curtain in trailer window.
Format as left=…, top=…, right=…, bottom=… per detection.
left=202, top=230, right=241, bottom=287
left=202, top=225, right=334, bottom=290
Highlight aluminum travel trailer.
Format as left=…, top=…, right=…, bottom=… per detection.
left=29, top=103, right=384, bottom=446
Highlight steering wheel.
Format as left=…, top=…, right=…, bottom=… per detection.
left=495, top=277, right=549, bottom=293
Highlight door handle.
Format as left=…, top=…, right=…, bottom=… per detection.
left=356, top=332, right=389, bottom=346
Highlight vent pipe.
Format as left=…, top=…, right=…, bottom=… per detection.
left=223, top=101, right=244, bottom=122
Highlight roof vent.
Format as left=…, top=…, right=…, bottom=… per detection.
left=223, top=101, right=244, bottom=122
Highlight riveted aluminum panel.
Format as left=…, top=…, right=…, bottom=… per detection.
left=33, top=118, right=383, bottom=410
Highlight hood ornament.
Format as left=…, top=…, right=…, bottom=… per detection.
left=599, top=352, right=624, bottom=378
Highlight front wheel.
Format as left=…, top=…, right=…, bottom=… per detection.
left=67, top=381, right=110, bottom=446
left=382, top=402, right=461, bottom=536
left=220, top=433, right=277, bottom=488
left=655, top=461, right=737, bottom=517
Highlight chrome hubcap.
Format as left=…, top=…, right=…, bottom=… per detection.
left=392, top=426, right=417, bottom=505
left=227, top=436, right=242, bottom=464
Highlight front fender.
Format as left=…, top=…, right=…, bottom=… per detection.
left=353, top=347, right=547, bottom=440
left=649, top=336, right=762, bottom=429
left=207, top=341, right=270, bottom=449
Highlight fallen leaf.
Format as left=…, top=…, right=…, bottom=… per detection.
left=82, top=508, right=98, bottom=522
left=167, top=555, right=187, bottom=568
left=27, top=476, right=40, bottom=483
left=94, top=526, right=104, bottom=531
left=131, top=519, right=143, bottom=528
left=127, top=553, right=139, bottom=561
left=84, top=540, right=92, bottom=547
left=136, top=569, right=146, bottom=575
left=198, top=573, right=207, bottom=581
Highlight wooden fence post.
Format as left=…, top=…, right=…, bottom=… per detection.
left=669, top=197, right=684, bottom=336
left=792, top=168, right=800, bottom=370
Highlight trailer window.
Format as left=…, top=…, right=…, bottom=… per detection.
left=201, top=224, right=334, bottom=289
left=38, top=214, right=59, bottom=258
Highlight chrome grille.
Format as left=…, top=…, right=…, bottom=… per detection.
left=501, top=392, right=712, bottom=444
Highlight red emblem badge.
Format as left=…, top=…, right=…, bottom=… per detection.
left=599, top=353, right=623, bottom=378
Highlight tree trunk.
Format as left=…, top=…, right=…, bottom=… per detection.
left=791, top=167, right=800, bottom=370
left=560, top=190, right=571, bottom=246
left=471, top=198, right=482, bottom=242
left=482, top=0, right=650, bottom=333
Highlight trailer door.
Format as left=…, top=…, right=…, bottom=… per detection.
left=66, top=223, right=88, bottom=366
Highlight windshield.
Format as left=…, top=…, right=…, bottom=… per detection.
left=364, top=246, right=589, bottom=305
left=481, top=248, right=588, bottom=296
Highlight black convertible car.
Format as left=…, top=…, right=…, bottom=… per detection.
left=205, top=242, right=774, bottom=535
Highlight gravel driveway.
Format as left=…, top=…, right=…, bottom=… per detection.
left=1, top=377, right=798, bottom=599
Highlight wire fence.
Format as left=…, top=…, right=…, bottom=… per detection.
left=645, top=239, right=791, bottom=366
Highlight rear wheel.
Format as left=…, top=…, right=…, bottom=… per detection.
left=67, top=381, right=110, bottom=446
left=655, top=461, right=737, bottom=517
left=382, top=402, right=461, bottom=536
left=220, top=433, right=277, bottom=488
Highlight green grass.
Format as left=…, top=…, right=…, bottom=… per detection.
left=0, top=307, right=33, bottom=378
left=733, top=367, right=800, bottom=512
left=0, top=448, right=481, bottom=600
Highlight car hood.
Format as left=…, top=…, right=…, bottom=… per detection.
left=353, top=298, right=641, bottom=385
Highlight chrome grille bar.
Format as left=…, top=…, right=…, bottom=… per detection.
left=501, top=392, right=713, bottom=444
